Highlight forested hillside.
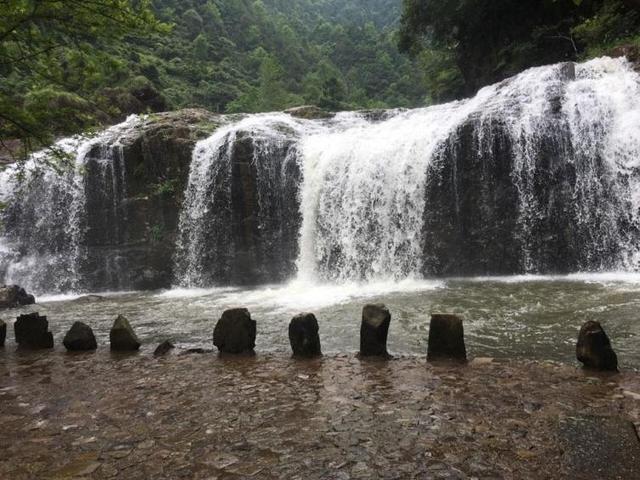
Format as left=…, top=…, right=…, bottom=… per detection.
left=4, top=0, right=640, bottom=160
left=1, top=0, right=424, bottom=156
left=400, top=0, right=640, bottom=101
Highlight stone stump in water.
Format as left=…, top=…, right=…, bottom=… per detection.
left=63, top=322, right=97, bottom=351
left=14, top=312, right=54, bottom=349
left=427, top=314, right=467, bottom=363
left=576, top=321, right=618, bottom=371
left=0, top=319, right=5, bottom=346
left=360, top=304, right=391, bottom=357
left=289, top=313, right=321, bottom=358
left=213, top=308, right=256, bottom=354
left=0, top=285, right=35, bottom=309
left=110, top=315, right=141, bottom=352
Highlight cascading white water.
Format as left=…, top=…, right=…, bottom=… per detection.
left=170, top=56, right=640, bottom=287
left=0, top=116, right=140, bottom=293
left=2, top=57, right=640, bottom=294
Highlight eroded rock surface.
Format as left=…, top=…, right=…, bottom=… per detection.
left=576, top=321, right=618, bottom=371
left=63, top=322, right=97, bottom=352
left=0, top=352, right=639, bottom=479
left=14, top=312, right=53, bottom=349
left=110, top=315, right=141, bottom=352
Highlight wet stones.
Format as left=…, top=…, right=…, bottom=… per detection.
left=14, top=312, right=54, bottom=349
left=289, top=313, right=321, bottom=358
left=109, top=315, right=141, bottom=352
left=63, top=322, right=97, bottom=351
left=0, top=319, right=5, bottom=346
left=360, top=304, right=391, bottom=357
left=427, top=314, right=467, bottom=363
left=154, top=340, right=175, bottom=357
left=576, top=321, right=618, bottom=371
left=213, top=308, right=256, bottom=354
left=0, top=284, right=35, bottom=309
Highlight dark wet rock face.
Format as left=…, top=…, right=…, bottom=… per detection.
left=576, top=321, right=618, bottom=371
left=63, top=322, right=97, bottom=352
left=213, top=308, right=256, bottom=354
left=154, top=340, right=175, bottom=357
left=289, top=313, right=321, bottom=358
left=0, top=285, right=35, bottom=309
left=360, top=304, right=391, bottom=357
left=14, top=312, right=53, bottom=349
left=427, top=314, right=467, bottom=363
left=0, top=319, right=5, bottom=346
left=110, top=315, right=141, bottom=352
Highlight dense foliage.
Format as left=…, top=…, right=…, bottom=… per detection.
left=399, top=0, right=640, bottom=101
left=1, top=0, right=425, bottom=159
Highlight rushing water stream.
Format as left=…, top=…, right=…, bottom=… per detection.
left=0, top=273, right=636, bottom=368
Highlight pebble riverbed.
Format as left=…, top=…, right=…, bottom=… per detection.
left=1, top=350, right=640, bottom=479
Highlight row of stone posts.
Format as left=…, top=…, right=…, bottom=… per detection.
left=0, top=304, right=620, bottom=371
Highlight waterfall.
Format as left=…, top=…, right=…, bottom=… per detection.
left=2, top=57, right=640, bottom=293
left=173, top=114, right=315, bottom=287
left=0, top=116, right=140, bottom=294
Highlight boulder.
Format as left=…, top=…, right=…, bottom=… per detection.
left=359, top=304, right=391, bottom=357
left=427, top=314, right=467, bottom=362
left=154, top=340, right=175, bottom=357
left=213, top=308, right=256, bottom=354
left=285, top=105, right=334, bottom=120
left=109, top=315, right=141, bottom=351
left=63, top=322, right=97, bottom=351
left=0, top=319, right=5, bottom=346
left=0, top=285, right=35, bottom=309
left=289, top=313, right=322, bottom=358
left=576, top=321, right=618, bottom=371
left=14, top=312, right=53, bottom=349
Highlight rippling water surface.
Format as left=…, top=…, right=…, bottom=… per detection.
left=5, top=273, right=640, bottom=368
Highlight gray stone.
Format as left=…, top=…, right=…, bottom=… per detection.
left=289, top=313, right=321, bottom=358
left=0, top=319, right=5, bottom=346
left=63, top=322, right=97, bottom=351
left=427, top=314, right=467, bottom=362
left=0, top=285, right=35, bottom=309
left=14, top=312, right=53, bottom=349
left=109, top=315, right=141, bottom=351
left=213, top=308, right=256, bottom=354
left=559, top=415, right=640, bottom=479
left=154, top=340, right=175, bottom=357
left=285, top=105, right=334, bottom=119
left=576, top=321, right=618, bottom=371
left=359, top=304, right=391, bottom=357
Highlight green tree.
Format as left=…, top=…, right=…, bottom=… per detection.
left=1, top=0, right=165, bottom=160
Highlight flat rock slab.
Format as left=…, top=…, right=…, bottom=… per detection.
left=559, top=415, right=640, bottom=479
left=1, top=352, right=640, bottom=479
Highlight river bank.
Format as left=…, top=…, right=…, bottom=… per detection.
left=1, top=351, right=639, bottom=479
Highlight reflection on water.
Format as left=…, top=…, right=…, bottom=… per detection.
left=4, top=273, right=640, bottom=368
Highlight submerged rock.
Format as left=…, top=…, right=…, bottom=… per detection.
left=71, top=295, right=105, bottom=304
left=576, top=321, right=618, bottom=371
left=359, top=304, right=391, bottom=357
left=0, top=285, right=35, bottom=309
left=289, top=313, right=322, bottom=358
left=14, top=312, right=53, bottom=349
left=63, top=322, right=97, bottom=351
left=154, top=340, right=175, bottom=357
left=0, top=319, right=5, bottom=346
left=427, top=314, right=467, bottom=362
left=213, top=308, right=256, bottom=354
left=109, top=315, right=141, bottom=352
